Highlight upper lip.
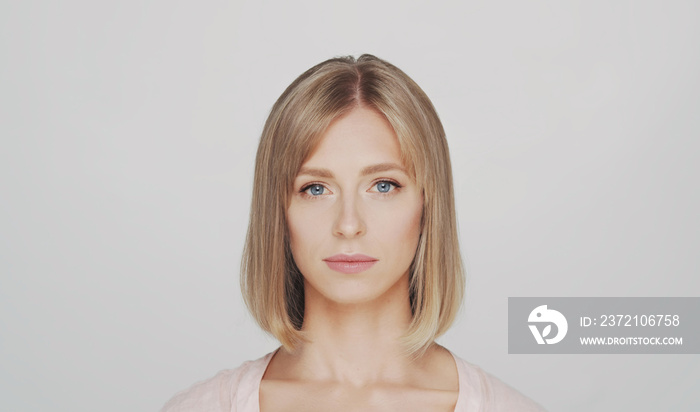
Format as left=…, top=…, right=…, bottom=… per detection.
left=323, top=254, right=378, bottom=262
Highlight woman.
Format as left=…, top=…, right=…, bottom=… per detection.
left=162, top=55, right=545, bottom=411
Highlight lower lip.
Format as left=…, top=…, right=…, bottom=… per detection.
left=324, top=260, right=377, bottom=274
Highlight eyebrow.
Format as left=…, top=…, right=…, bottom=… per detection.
left=296, top=162, right=407, bottom=179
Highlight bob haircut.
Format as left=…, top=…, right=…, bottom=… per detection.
left=241, top=54, right=465, bottom=356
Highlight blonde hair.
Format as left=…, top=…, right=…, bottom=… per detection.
left=241, top=54, right=464, bottom=356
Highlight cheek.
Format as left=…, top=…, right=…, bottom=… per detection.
left=381, top=197, right=424, bottom=247
left=287, top=206, right=323, bottom=259
left=404, top=195, right=424, bottom=234
left=410, top=199, right=424, bottom=235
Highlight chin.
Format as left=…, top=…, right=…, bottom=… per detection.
left=304, top=273, right=409, bottom=307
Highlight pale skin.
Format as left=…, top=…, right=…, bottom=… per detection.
left=259, top=106, right=459, bottom=411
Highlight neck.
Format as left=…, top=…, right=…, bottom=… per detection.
left=288, top=275, right=422, bottom=385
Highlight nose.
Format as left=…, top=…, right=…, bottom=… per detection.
left=332, top=193, right=366, bottom=238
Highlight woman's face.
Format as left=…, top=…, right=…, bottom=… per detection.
left=287, top=106, right=423, bottom=306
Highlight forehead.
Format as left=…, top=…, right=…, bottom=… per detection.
left=297, top=107, right=408, bottom=172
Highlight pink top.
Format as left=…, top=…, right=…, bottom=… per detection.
left=161, top=350, right=546, bottom=411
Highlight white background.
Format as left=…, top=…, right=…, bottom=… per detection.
left=1, top=1, right=699, bottom=411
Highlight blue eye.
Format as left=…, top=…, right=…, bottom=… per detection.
left=301, top=181, right=399, bottom=198
left=376, top=181, right=393, bottom=193
left=305, top=184, right=325, bottom=196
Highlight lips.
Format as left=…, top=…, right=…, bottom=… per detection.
left=324, top=254, right=378, bottom=262
left=323, top=254, right=378, bottom=274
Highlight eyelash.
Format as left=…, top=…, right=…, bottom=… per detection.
left=299, top=179, right=402, bottom=199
